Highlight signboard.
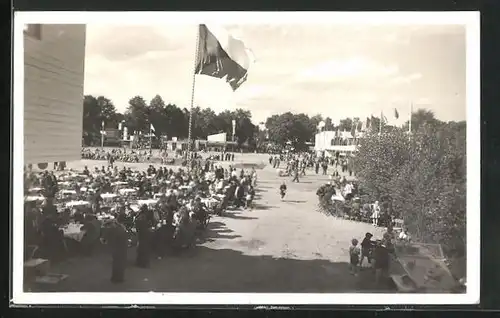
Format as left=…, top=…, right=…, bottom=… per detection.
left=207, top=132, right=227, bottom=143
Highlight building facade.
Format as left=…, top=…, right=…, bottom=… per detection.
left=24, top=24, right=86, bottom=165
left=314, top=130, right=363, bottom=156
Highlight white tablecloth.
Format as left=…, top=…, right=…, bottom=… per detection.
left=202, top=198, right=219, bottom=208
left=137, top=199, right=158, bottom=206
left=119, top=188, right=137, bottom=195
left=62, top=224, right=85, bottom=242
left=66, top=200, right=90, bottom=207
left=25, top=195, right=45, bottom=202
left=101, top=193, right=118, bottom=199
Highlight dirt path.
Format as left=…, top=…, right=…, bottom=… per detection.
left=27, top=160, right=386, bottom=293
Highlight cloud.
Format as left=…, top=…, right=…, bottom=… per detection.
left=84, top=23, right=466, bottom=123
left=389, top=72, right=423, bottom=85
left=85, top=25, right=191, bottom=61
left=297, top=57, right=399, bottom=82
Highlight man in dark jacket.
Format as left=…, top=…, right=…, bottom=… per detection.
left=107, top=220, right=128, bottom=283
left=135, top=205, right=153, bottom=268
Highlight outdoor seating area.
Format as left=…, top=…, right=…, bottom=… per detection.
left=23, top=159, right=259, bottom=288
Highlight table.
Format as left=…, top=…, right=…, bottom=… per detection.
left=137, top=199, right=158, bottom=206
left=101, top=193, right=118, bottom=199
left=61, top=223, right=85, bottom=242
left=66, top=200, right=90, bottom=208
left=111, top=181, right=128, bottom=186
left=119, top=188, right=137, bottom=195
left=25, top=196, right=45, bottom=202
left=202, top=197, right=219, bottom=208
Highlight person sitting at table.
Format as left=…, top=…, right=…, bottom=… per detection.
left=73, top=210, right=85, bottom=224
left=80, top=214, right=101, bottom=256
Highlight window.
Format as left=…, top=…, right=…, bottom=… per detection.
left=24, top=24, right=42, bottom=40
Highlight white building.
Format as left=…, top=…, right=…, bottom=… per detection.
left=23, top=24, right=86, bottom=165
left=314, top=130, right=364, bottom=156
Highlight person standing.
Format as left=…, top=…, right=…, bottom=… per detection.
left=107, top=219, right=128, bottom=283
left=292, top=168, right=300, bottom=183
left=135, top=205, right=153, bottom=268
left=371, top=201, right=381, bottom=226
left=315, top=161, right=320, bottom=174
left=349, top=238, right=361, bottom=276
left=279, top=182, right=287, bottom=200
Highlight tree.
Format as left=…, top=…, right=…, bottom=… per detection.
left=97, top=96, right=119, bottom=128
left=163, top=103, right=188, bottom=139
left=148, top=95, right=166, bottom=135
left=125, top=96, right=149, bottom=134
left=265, top=112, right=315, bottom=150
left=338, top=118, right=353, bottom=132
left=352, top=120, right=466, bottom=257
left=82, top=95, right=121, bottom=145
left=404, top=108, right=443, bottom=132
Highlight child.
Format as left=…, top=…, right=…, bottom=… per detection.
left=279, top=182, right=287, bottom=200
left=349, top=238, right=361, bottom=276
left=359, top=232, right=374, bottom=267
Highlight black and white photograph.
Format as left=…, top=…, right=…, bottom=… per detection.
left=12, top=11, right=480, bottom=305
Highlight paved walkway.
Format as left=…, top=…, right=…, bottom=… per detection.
left=26, top=159, right=387, bottom=293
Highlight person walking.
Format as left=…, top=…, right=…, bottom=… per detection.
left=292, top=168, right=300, bottom=183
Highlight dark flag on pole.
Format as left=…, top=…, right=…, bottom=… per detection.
left=196, top=24, right=254, bottom=91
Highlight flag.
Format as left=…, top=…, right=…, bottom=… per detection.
left=381, top=112, right=388, bottom=124
left=394, top=108, right=399, bottom=119
left=366, top=117, right=371, bottom=129
left=351, top=119, right=359, bottom=137
left=101, top=121, right=105, bottom=129
left=196, top=24, right=254, bottom=91
left=150, top=123, right=156, bottom=133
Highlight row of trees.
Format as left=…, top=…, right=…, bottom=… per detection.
left=83, top=94, right=448, bottom=152
left=351, top=113, right=466, bottom=258
left=83, top=95, right=257, bottom=147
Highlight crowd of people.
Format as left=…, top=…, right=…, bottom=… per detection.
left=23, top=159, right=259, bottom=284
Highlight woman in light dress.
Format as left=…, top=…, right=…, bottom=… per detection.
left=371, top=201, right=381, bottom=226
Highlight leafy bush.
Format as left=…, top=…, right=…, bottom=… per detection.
left=352, top=122, right=466, bottom=257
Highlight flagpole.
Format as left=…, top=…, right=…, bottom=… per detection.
left=187, top=26, right=200, bottom=172
left=379, top=111, right=382, bottom=135
left=149, top=124, right=152, bottom=154
left=408, top=101, right=413, bottom=141
left=101, top=121, right=104, bottom=148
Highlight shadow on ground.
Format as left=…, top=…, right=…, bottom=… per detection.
left=25, top=244, right=397, bottom=293
left=223, top=211, right=259, bottom=220
left=283, top=200, right=307, bottom=204
left=197, top=221, right=242, bottom=243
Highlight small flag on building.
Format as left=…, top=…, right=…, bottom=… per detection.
left=394, top=108, right=399, bottom=119
left=196, top=24, right=255, bottom=91
left=150, top=123, right=156, bottom=133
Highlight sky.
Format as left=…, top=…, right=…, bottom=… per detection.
left=84, top=23, right=466, bottom=125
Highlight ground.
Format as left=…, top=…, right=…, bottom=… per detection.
left=26, top=153, right=389, bottom=293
